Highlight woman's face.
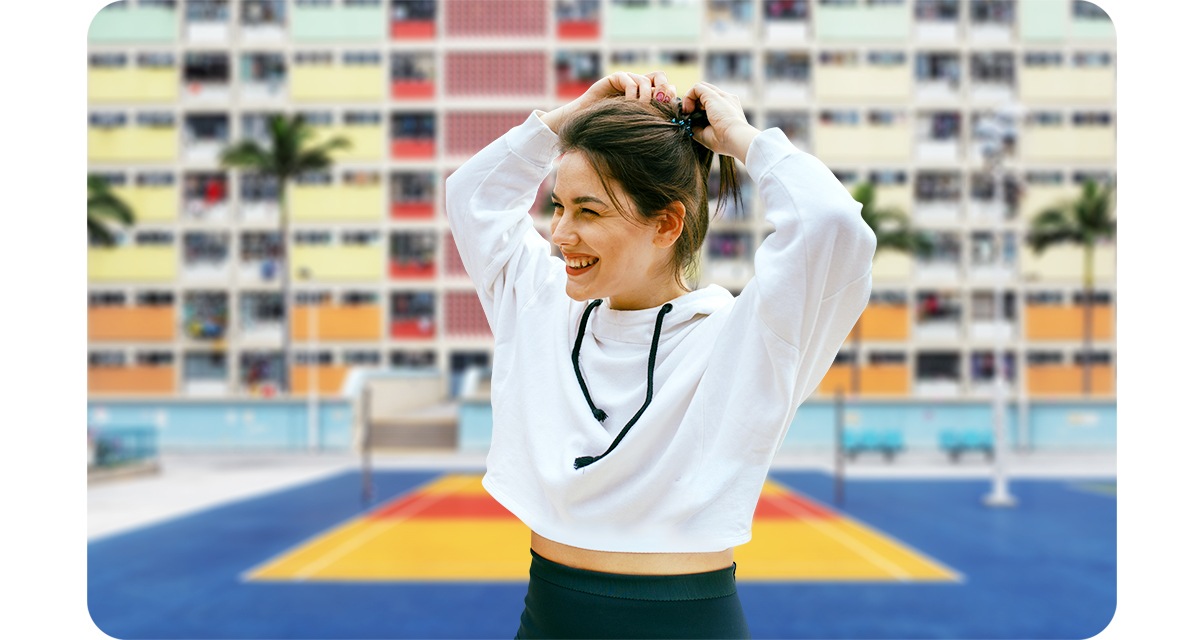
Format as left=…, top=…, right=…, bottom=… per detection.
left=550, top=151, right=682, bottom=310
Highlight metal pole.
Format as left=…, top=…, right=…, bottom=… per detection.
left=361, top=385, right=374, bottom=507
left=834, top=389, right=845, bottom=507
left=981, top=114, right=1016, bottom=508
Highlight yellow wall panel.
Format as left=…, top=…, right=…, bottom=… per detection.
left=815, top=67, right=910, bottom=102
left=112, top=185, right=178, bottom=222
left=314, top=125, right=384, bottom=161
left=89, top=128, right=178, bottom=162
left=1024, top=304, right=1114, bottom=340
left=1021, top=244, right=1115, bottom=281
left=88, top=69, right=177, bottom=102
left=1021, top=184, right=1079, bottom=221
left=290, top=305, right=383, bottom=340
left=875, top=185, right=910, bottom=214
left=860, top=365, right=909, bottom=396
left=1022, top=127, right=1115, bottom=162
left=1020, top=68, right=1113, bottom=103
left=88, top=246, right=177, bottom=281
left=871, top=252, right=911, bottom=281
left=815, top=126, right=910, bottom=162
left=292, top=66, right=385, bottom=101
left=292, top=246, right=383, bottom=280
left=292, top=185, right=383, bottom=221
left=89, top=307, right=176, bottom=341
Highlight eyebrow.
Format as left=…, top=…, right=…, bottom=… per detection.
left=551, top=192, right=608, bottom=207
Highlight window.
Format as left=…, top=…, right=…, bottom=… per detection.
left=1072, top=111, right=1112, bottom=126
left=183, top=291, right=228, bottom=339
left=969, top=0, right=1013, bottom=24
left=185, top=113, right=229, bottom=141
left=916, top=171, right=961, bottom=201
left=661, top=50, right=697, bottom=66
left=970, top=351, right=1013, bottom=381
left=89, top=291, right=127, bottom=306
left=820, top=109, right=859, bottom=126
left=135, top=231, right=174, bottom=246
left=136, top=111, right=176, bottom=127
left=89, top=351, right=127, bottom=367
left=294, top=51, right=335, bottom=66
left=707, top=232, right=753, bottom=260
left=343, top=170, right=381, bottom=186
left=91, top=172, right=127, bottom=187
left=869, top=290, right=907, bottom=305
left=915, top=51, right=960, bottom=82
left=391, top=291, right=436, bottom=319
left=706, top=52, right=753, bottom=82
left=970, top=290, right=1015, bottom=320
left=1073, top=351, right=1113, bottom=365
left=183, top=172, right=227, bottom=201
left=392, top=0, right=436, bottom=20
left=1026, top=111, right=1064, bottom=127
left=185, top=0, right=229, bottom=21
left=294, top=291, right=332, bottom=306
left=295, top=171, right=332, bottom=186
left=89, top=112, right=127, bottom=128
left=344, top=350, right=381, bottom=365
left=342, top=291, right=379, bottom=305
left=868, top=110, right=904, bottom=126
left=239, top=231, right=282, bottom=260
left=390, top=231, right=438, bottom=265
left=241, top=52, right=285, bottom=82
left=867, top=51, right=905, bottom=66
left=389, top=349, right=437, bottom=368
left=611, top=50, right=649, bottom=67
left=295, top=351, right=334, bottom=366
left=239, top=292, right=283, bottom=325
left=1026, top=350, right=1063, bottom=365
left=392, top=52, right=436, bottom=81
left=763, top=0, right=807, bottom=20
left=869, top=170, right=907, bottom=186
left=136, top=52, right=176, bottom=68
left=916, top=290, right=961, bottom=321
left=970, top=52, right=1014, bottom=82
left=136, top=172, right=175, bottom=186
left=869, top=351, right=907, bottom=365
left=239, top=351, right=285, bottom=387
left=184, top=352, right=227, bottom=380
left=344, top=110, right=382, bottom=126
left=343, top=51, right=382, bottom=66
left=294, top=230, right=334, bottom=245
left=915, top=0, right=957, bottom=20
left=765, top=51, right=810, bottom=81
left=241, top=0, right=285, bottom=25
left=819, top=50, right=857, bottom=66
left=1072, top=0, right=1109, bottom=20
left=346, top=0, right=382, bottom=6
left=342, top=230, right=380, bottom=246
left=1072, top=170, right=1112, bottom=185
left=1025, top=170, right=1063, bottom=185
left=391, top=112, right=436, bottom=138
left=136, top=291, right=175, bottom=306
left=1025, top=291, right=1064, bottom=305
left=183, top=232, right=230, bottom=264
left=239, top=174, right=279, bottom=201
left=763, top=111, right=808, bottom=143
left=925, top=111, right=960, bottom=139
left=299, top=110, right=334, bottom=127
left=89, top=53, right=127, bottom=68
left=916, top=352, right=960, bottom=380
left=183, top=52, right=230, bottom=81
left=390, top=171, right=435, bottom=203
left=1072, top=291, right=1113, bottom=305
left=1023, top=52, right=1063, bottom=67
left=1073, top=51, right=1112, bottom=67
left=141, top=0, right=178, bottom=8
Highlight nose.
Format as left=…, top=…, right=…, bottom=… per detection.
left=550, top=211, right=577, bottom=248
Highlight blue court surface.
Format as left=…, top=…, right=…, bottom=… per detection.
left=88, top=470, right=1116, bottom=639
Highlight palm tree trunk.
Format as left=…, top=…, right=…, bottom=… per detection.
left=278, top=183, right=291, bottom=395
left=1082, top=245, right=1094, bottom=396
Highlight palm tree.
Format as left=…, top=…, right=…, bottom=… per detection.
left=220, top=114, right=350, bottom=395
left=87, top=175, right=136, bottom=246
left=849, top=181, right=934, bottom=395
left=1025, top=178, right=1116, bottom=395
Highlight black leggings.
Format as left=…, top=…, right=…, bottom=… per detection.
left=516, top=549, right=751, bottom=639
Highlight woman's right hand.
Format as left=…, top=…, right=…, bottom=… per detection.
left=540, top=71, right=676, bottom=134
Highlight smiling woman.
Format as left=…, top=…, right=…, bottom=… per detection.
left=445, top=70, right=876, bottom=639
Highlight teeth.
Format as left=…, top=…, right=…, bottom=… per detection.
left=568, top=257, right=598, bottom=269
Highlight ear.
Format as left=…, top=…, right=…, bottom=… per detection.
left=651, top=201, right=687, bottom=248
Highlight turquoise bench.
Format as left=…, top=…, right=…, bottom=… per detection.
left=938, top=428, right=995, bottom=462
left=842, top=428, right=904, bottom=462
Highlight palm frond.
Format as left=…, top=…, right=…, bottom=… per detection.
left=220, top=141, right=274, bottom=171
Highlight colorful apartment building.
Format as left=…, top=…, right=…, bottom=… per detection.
left=87, top=0, right=1116, bottom=406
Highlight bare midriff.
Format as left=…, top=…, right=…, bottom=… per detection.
left=530, top=531, right=735, bottom=576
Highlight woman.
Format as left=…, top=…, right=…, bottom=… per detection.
left=446, top=71, right=876, bottom=639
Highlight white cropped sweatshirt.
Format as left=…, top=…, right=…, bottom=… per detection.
left=445, top=111, right=876, bottom=553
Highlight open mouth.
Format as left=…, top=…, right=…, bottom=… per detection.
left=565, top=257, right=598, bottom=276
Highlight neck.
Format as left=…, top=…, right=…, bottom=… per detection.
left=609, top=282, right=690, bottom=311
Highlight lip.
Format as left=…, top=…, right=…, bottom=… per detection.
left=562, top=253, right=599, bottom=276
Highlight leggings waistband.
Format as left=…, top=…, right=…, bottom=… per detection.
left=528, top=549, right=738, bottom=602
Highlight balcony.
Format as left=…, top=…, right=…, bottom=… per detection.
left=88, top=3, right=177, bottom=43
left=292, top=245, right=385, bottom=281
left=813, top=112, right=911, bottom=163
left=814, top=53, right=910, bottom=103
left=1025, top=304, right=1114, bottom=341
left=1026, top=364, right=1114, bottom=396
left=88, top=122, right=178, bottom=163
left=292, top=2, right=386, bottom=41
left=289, top=364, right=351, bottom=396
left=88, top=65, right=177, bottom=103
left=762, top=0, right=808, bottom=43
left=1020, top=243, right=1116, bottom=282
left=292, top=59, right=385, bottom=102
left=240, top=0, right=288, bottom=42
left=607, top=1, right=700, bottom=41
left=818, top=363, right=909, bottom=397
left=1021, top=120, right=1116, bottom=163
left=851, top=302, right=910, bottom=341
left=1019, top=59, right=1115, bottom=104
left=111, top=178, right=178, bottom=222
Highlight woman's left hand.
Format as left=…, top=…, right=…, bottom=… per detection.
left=680, top=82, right=761, bottom=164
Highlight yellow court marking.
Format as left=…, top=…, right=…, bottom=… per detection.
left=248, top=475, right=961, bottom=583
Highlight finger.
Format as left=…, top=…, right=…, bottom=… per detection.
left=646, top=70, right=672, bottom=103
left=681, top=82, right=715, bottom=115
left=608, top=72, right=636, bottom=98
left=629, top=72, right=654, bottom=102
left=621, top=72, right=639, bottom=100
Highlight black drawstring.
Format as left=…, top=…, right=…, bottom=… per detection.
left=573, top=301, right=674, bottom=470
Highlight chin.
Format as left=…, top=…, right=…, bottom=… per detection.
left=564, top=286, right=594, bottom=302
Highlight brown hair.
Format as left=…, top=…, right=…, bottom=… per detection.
left=557, top=97, right=743, bottom=290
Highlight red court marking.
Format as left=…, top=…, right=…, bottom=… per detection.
left=369, top=493, right=514, bottom=521
left=754, top=493, right=837, bottom=521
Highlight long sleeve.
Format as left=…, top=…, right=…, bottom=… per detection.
left=445, top=112, right=564, bottom=333
left=701, top=127, right=876, bottom=458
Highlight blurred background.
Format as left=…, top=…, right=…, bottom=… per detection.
left=85, top=0, right=1116, bottom=468
left=84, top=1, right=1118, bottom=638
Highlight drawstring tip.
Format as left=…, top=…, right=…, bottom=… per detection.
left=592, top=408, right=608, bottom=422
left=573, top=456, right=596, bottom=470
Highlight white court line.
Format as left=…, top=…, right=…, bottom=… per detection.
left=240, top=474, right=475, bottom=581
left=769, top=491, right=962, bottom=582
